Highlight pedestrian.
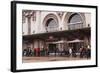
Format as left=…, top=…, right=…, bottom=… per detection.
left=79, top=46, right=83, bottom=58
left=86, top=45, right=91, bottom=58
left=60, top=48, right=63, bottom=56
left=69, top=47, right=72, bottom=57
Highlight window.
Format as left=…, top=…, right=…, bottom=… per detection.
left=46, top=18, right=58, bottom=32
left=68, top=13, right=83, bottom=30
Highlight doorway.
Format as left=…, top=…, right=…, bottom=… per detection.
left=48, top=44, right=56, bottom=52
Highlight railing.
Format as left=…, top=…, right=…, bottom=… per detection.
left=46, top=26, right=58, bottom=32
left=68, top=23, right=83, bottom=30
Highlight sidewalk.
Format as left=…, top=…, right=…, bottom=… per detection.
left=22, top=56, right=90, bottom=63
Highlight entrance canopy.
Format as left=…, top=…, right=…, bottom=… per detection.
left=47, top=40, right=67, bottom=44
left=47, top=39, right=83, bottom=44
left=54, top=40, right=67, bottom=44
left=67, top=39, right=84, bottom=43
left=23, top=27, right=90, bottom=41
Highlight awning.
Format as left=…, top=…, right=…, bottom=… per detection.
left=46, top=40, right=67, bottom=44
left=23, top=27, right=90, bottom=41
left=54, top=40, right=67, bottom=43
left=67, top=39, right=84, bottom=43
left=47, top=39, right=83, bottom=44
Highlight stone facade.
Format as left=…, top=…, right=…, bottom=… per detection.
left=22, top=10, right=91, bottom=56
left=22, top=10, right=91, bottom=35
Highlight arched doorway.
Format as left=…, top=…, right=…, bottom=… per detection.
left=44, top=17, right=59, bottom=54
left=42, top=14, right=59, bottom=56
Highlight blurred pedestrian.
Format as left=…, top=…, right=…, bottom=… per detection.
left=69, top=47, right=72, bottom=57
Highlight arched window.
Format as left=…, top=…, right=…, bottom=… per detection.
left=68, top=13, right=83, bottom=30
left=46, top=18, right=58, bottom=32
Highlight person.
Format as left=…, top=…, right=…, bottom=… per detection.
left=80, top=46, right=86, bottom=58
left=37, top=48, right=40, bottom=56
left=69, top=47, right=72, bottom=57
left=46, top=47, right=49, bottom=56
left=86, top=45, right=91, bottom=58
left=64, top=48, right=69, bottom=56
left=72, top=47, right=76, bottom=57
left=60, top=48, right=63, bottom=56
left=28, top=47, right=31, bottom=56
left=23, top=49, right=27, bottom=56
left=41, top=47, right=46, bottom=56
left=54, top=47, right=57, bottom=56
left=26, top=47, right=30, bottom=56
left=79, top=46, right=83, bottom=58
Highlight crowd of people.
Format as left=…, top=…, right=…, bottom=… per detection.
left=23, top=46, right=91, bottom=59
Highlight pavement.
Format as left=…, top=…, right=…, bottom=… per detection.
left=22, top=56, right=90, bottom=63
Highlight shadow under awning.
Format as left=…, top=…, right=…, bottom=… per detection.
left=23, top=27, right=91, bottom=41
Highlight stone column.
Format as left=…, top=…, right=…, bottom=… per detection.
left=84, top=36, right=89, bottom=48
left=25, top=11, right=35, bottom=35
left=27, top=16, right=31, bottom=34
